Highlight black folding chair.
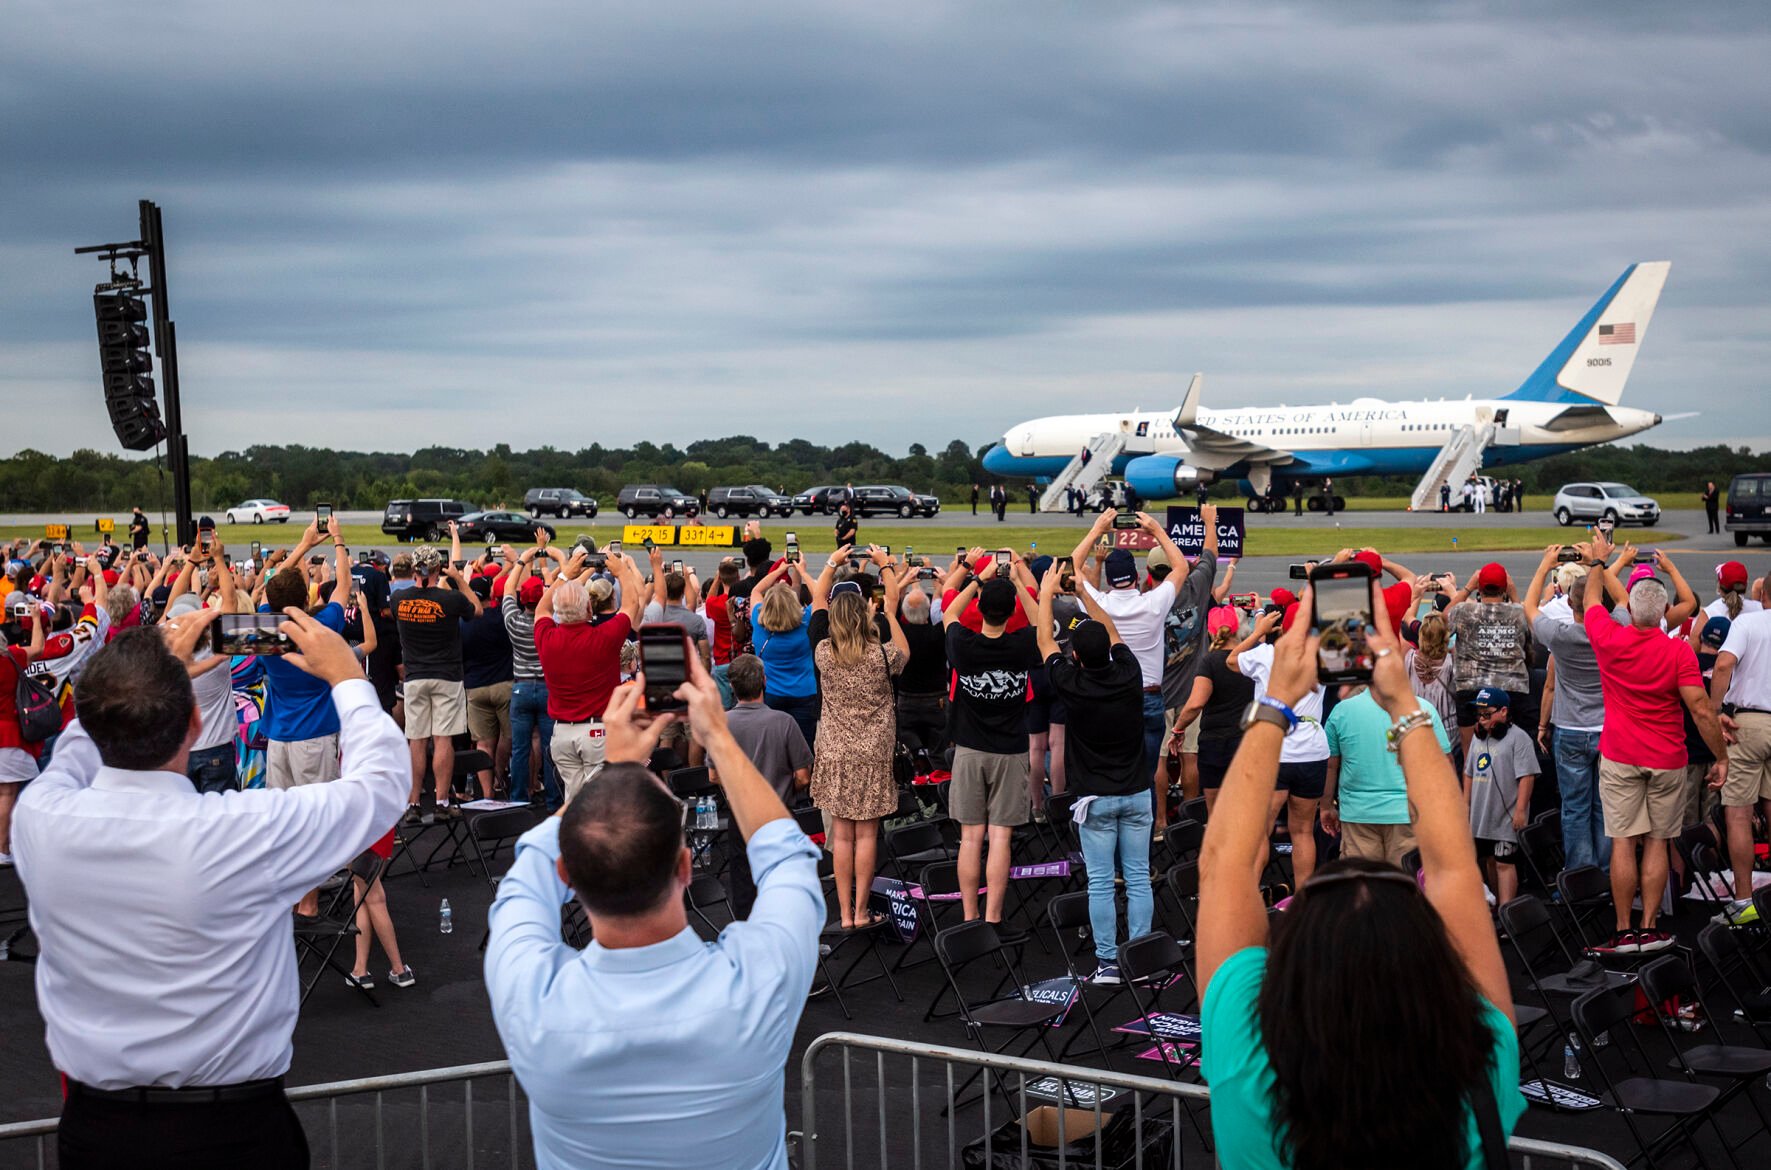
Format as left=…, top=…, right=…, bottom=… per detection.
left=1639, top=955, right=1771, bottom=1154
left=794, top=807, right=904, bottom=1010
left=932, top=920, right=1071, bottom=1110
left=295, top=855, right=384, bottom=1007
left=1152, top=819, right=1204, bottom=885
left=1556, top=865, right=1617, bottom=950
left=1517, top=816, right=1565, bottom=897
left=470, top=807, right=546, bottom=952
left=1675, top=825, right=1727, bottom=914
left=1044, top=891, right=1123, bottom=1065
left=1696, top=922, right=1771, bottom=1035
left=884, top=818, right=956, bottom=884
left=1116, top=930, right=1212, bottom=1152
left=1569, top=982, right=1732, bottom=1169
left=1498, top=894, right=1635, bottom=1098
left=910, top=861, right=968, bottom=1013
left=1176, top=796, right=1207, bottom=826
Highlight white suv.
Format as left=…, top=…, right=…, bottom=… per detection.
left=1552, top=482, right=1660, bottom=528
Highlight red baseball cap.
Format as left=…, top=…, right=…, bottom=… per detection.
left=1717, top=561, right=1748, bottom=591
left=1476, top=563, right=1508, bottom=592
left=1351, top=549, right=1383, bottom=575
left=102, top=569, right=121, bottom=586
left=518, top=577, right=545, bottom=607
left=1281, top=602, right=1302, bottom=633
left=1270, top=587, right=1298, bottom=610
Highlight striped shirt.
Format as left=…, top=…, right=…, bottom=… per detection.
left=501, top=596, right=543, bottom=679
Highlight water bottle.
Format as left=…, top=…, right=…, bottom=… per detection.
left=1562, top=1033, right=1581, bottom=1081
left=439, top=898, right=453, bottom=934
left=696, top=796, right=709, bottom=830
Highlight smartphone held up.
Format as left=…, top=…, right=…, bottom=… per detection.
left=638, top=624, right=692, bottom=713
left=213, top=612, right=295, bottom=657
left=1309, top=561, right=1378, bottom=684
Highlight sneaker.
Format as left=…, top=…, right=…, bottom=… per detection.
left=439, top=802, right=461, bottom=819
left=400, top=804, right=422, bottom=826
left=1587, top=930, right=1638, bottom=956
left=1713, top=898, right=1759, bottom=927
left=1635, top=928, right=1675, bottom=953
left=1088, top=963, right=1122, bottom=985
left=387, top=966, right=416, bottom=989
left=344, top=972, right=375, bottom=990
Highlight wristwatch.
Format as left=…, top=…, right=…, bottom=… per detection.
left=1240, top=696, right=1298, bottom=735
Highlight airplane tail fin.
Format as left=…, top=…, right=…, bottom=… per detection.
left=1503, top=262, right=1669, bottom=406
left=1173, top=372, right=1203, bottom=428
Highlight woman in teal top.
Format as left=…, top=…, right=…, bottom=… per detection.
left=1197, top=577, right=1525, bottom=1170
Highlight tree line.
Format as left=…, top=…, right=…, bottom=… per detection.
left=0, top=436, right=1763, bottom=513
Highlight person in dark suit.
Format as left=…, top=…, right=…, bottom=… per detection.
left=970, top=483, right=980, bottom=516
left=989, top=484, right=1007, bottom=522
left=1703, top=481, right=1721, bottom=534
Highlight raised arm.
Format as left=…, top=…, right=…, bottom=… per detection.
left=881, top=567, right=909, bottom=663
left=1034, top=571, right=1062, bottom=660
left=1138, top=509, right=1185, bottom=571
left=1070, top=510, right=1113, bottom=578
left=1522, top=545, right=1559, bottom=625
left=1226, top=609, right=1279, bottom=675
left=1656, top=550, right=1698, bottom=629
left=1072, top=570, right=1124, bottom=646
left=616, top=553, right=646, bottom=627
left=327, top=532, right=352, bottom=609
left=810, top=546, right=851, bottom=611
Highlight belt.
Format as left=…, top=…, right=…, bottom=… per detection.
left=555, top=718, right=605, bottom=728
left=67, top=1076, right=285, bottom=1105
left=1735, top=707, right=1771, bottom=718
left=1142, top=685, right=1162, bottom=694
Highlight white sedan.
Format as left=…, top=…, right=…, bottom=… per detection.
left=224, top=499, right=291, bottom=524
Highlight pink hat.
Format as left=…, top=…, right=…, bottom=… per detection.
left=1206, top=605, right=1240, bottom=636
left=1627, top=564, right=1657, bottom=589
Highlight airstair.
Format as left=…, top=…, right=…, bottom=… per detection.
left=1039, top=432, right=1125, bottom=512
left=1410, top=422, right=1497, bottom=512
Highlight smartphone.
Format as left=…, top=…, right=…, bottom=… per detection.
left=51, top=542, right=65, bottom=557
left=1556, top=547, right=1583, bottom=563
left=1635, top=550, right=1659, bottom=564
left=904, top=546, right=913, bottom=561
left=212, top=612, right=295, bottom=656
left=785, top=540, right=800, bottom=564
left=198, top=530, right=213, bottom=553
left=1111, top=512, right=1141, bottom=530
left=955, top=545, right=966, bottom=556
left=994, top=550, right=1011, bottom=568
left=874, top=544, right=891, bottom=556
left=1595, top=517, right=1615, bottom=534
left=487, top=545, right=502, bottom=559
left=671, top=560, right=685, bottom=575
left=918, top=567, right=938, bottom=580
left=1288, top=564, right=1311, bottom=580
left=309, top=555, right=324, bottom=566
left=249, top=540, right=262, bottom=561
left=638, top=624, right=692, bottom=712
left=606, top=539, right=622, bottom=556
left=786, top=531, right=798, bottom=546
left=315, top=503, right=333, bottom=536
left=1309, top=561, right=1377, bottom=685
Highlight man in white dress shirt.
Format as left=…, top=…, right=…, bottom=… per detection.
left=12, top=608, right=409, bottom=1170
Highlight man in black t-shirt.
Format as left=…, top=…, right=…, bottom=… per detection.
left=1036, top=570, right=1148, bottom=982
left=944, top=557, right=1039, bottom=930
left=895, top=588, right=948, bottom=761
left=393, top=541, right=480, bottom=815
left=351, top=553, right=398, bottom=710
left=731, top=533, right=774, bottom=602
left=128, top=507, right=149, bottom=551
left=833, top=505, right=858, bottom=551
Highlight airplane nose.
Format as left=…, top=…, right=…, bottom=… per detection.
left=983, top=443, right=1014, bottom=474
left=1653, top=414, right=1662, bottom=425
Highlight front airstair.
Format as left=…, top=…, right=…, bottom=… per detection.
left=1039, top=432, right=1125, bottom=512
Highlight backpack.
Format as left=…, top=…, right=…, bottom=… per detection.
left=11, top=659, right=61, bottom=743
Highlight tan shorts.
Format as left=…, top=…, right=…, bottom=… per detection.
left=405, top=678, right=468, bottom=740
left=466, top=681, right=513, bottom=743
left=266, top=734, right=340, bottom=790
left=1340, top=820, right=1417, bottom=867
left=1163, top=706, right=1201, bottom=754
left=949, top=746, right=1030, bottom=827
left=1722, top=711, right=1771, bottom=807
left=1598, top=756, right=1685, bottom=840
left=552, top=720, right=607, bottom=806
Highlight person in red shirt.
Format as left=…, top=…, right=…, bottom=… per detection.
left=940, top=550, right=1030, bottom=634
left=0, top=606, right=48, bottom=865
left=534, top=549, right=645, bottom=804
left=1580, top=542, right=1729, bottom=956
left=703, top=559, right=742, bottom=666
left=1330, top=548, right=1420, bottom=636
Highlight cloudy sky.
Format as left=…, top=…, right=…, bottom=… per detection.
left=3, top=0, right=1768, bottom=458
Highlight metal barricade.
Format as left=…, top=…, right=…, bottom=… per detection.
left=801, top=1031, right=1628, bottom=1170
left=0, top=1061, right=532, bottom=1170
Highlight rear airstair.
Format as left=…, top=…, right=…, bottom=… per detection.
left=1410, top=422, right=1496, bottom=511
left=1039, top=432, right=1124, bottom=512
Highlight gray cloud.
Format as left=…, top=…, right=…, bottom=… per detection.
left=1, top=0, right=1768, bottom=457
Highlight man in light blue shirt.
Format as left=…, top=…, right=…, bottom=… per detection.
left=485, top=655, right=823, bottom=1170
left=1322, top=686, right=1452, bottom=865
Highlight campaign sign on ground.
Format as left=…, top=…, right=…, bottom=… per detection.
left=869, top=876, right=922, bottom=944
left=622, top=525, right=679, bottom=547
left=1112, top=1012, right=1202, bottom=1042
left=1009, top=860, right=1072, bottom=881
left=1020, top=977, right=1080, bottom=1028
left=1023, top=1077, right=1124, bottom=1108
left=1135, top=1041, right=1197, bottom=1065
left=1518, top=1079, right=1605, bottom=1111
left=1164, top=506, right=1245, bottom=560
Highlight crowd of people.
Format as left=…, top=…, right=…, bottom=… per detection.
left=2, top=497, right=1770, bottom=1170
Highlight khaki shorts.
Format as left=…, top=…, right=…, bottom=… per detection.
left=266, top=734, right=340, bottom=790
left=1340, top=820, right=1417, bottom=867
left=552, top=720, right=607, bottom=806
left=1598, top=756, right=1685, bottom=840
left=1722, top=711, right=1771, bottom=807
left=405, top=678, right=468, bottom=740
left=949, top=746, right=1030, bottom=827
left=466, top=680, right=513, bottom=743
left=1162, top=706, right=1201, bottom=754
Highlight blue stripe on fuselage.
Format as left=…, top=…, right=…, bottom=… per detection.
left=981, top=443, right=1588, bottom=484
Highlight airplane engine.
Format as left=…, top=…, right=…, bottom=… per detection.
left=1124, top=455, right=1212, bottom=501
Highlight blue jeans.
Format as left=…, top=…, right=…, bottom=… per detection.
left=1079, top=793, right=1155, bottom=964
left=1553, top=728, right=1610, bottom=871
left=510, top=680, right=560, bottom=811
left=186, top=744, right=238, bottom=795
left=1142, top=690, right=1166, bottom=789
left=766, top=691, right=821, bottom=751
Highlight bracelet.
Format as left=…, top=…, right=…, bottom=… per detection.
left=1385, top=706, right=1433, bottom=753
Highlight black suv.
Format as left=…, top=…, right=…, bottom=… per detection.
left=792, top=485, right=846, bottom=515
left=707, top=484, right=792, bottom=519
left=382, top=499, right=475, bottom=542
left=456, top=511, right=556, bottom=543
left=523, top=487, right=598, bottom=519
left=852, top=484, right=941, bottom=518
left=616, top=484, right=699, bottom=519
left=1727, top=472, right=1771, bottom=547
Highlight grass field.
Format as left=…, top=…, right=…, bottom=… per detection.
left=3, top=519, right=1682, bottom=560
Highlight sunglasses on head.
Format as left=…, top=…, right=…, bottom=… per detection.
left=1301, top=868, right=1419, bottom=897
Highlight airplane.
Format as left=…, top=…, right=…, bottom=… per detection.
left=981, top=262, right=1673, bottom=511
